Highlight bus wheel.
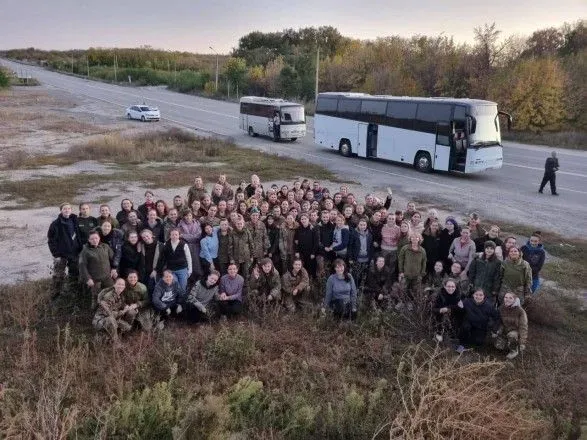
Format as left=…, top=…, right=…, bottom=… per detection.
left=248, top=126, right=256, bottom=137
left=414, top=152, right=432, bottom=172
left=339, top=140, right=352, bottom=157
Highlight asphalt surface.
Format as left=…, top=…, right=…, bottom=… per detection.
left=2, top=58, right=587, bottom=238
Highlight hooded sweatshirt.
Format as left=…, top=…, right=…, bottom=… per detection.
left=520, top=242, right=546, bottom=277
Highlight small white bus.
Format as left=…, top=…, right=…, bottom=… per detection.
left=314, top=92, right=512, bottom=173
left=239, top=96, right=306, bottom=142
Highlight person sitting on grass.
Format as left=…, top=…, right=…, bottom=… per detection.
left=249, top=258, right=282, bottom=309
left=92, top=278, right=138, bottom=345
left=152, top=270, right=185, bottom=318
left=322, top=259, right=358, bottom=320
left=281, top=258, right=310, bottom=312
left=495, top=292, right=528, bottom=360
left=217, top=263, right=244, bottom=319
left=185, top=270, right=220, bottom=323
left=432, top=278, right=462, bottom=343
left=455, top=288, right=499, bottom=354
left=122, top=270, right=150, bottom=322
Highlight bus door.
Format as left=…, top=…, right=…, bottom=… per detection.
left=357, top=123, right=368, bottom=157
left=366, top=124, right=378, bottom=158
left=434, top=121, right=451, bottom=171
left=449, top=121, right=467, bottom=172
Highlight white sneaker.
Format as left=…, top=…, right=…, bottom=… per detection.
left=506, top=349, right=519, bottom=360
left=434, top=334, right=443, bottom=343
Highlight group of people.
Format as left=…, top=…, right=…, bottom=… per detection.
left=47, top=173, right=545, bottom=358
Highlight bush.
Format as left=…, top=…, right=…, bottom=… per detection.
left=390, top=344, right=549, bottom=439
left=0, top=68, right=10, bottom=88
left=101, top=379, right=181, bottom=439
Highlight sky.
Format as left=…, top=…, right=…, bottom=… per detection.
left=1, top=0, right=585, bottom=54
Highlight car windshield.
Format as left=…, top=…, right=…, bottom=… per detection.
left=280, top=106, right=305, bottom=123
left=139, top=106, right=151, bottom=111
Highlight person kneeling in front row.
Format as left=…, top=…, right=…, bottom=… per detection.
left=322, top=259, right=358, bottom=320
left=456, top=288, right=499, bottom=354
left=152, top=270, right=186, bottom=318
left=185, top=270, right=220, bottom=323
left=494, top=292, right=528, bottom=360
left=92, top=278, right=138, bottom=344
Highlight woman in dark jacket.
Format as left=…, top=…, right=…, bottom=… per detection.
left=294, top=213, right=319, bottom=277
left=432, top=278, right=462, bottom=342
left=456, top=288, right=499, bottom=353
left=468, top=240, right=501, bottom=303
left=422, top=220, right=442, bottom=274
left=438, top=217, right=461, bottom=270
left=265, top=214, right=281, bottom=272
left=99, top=220, right=124, bottom=275
left=119, top=231, right=145, bottom=279
left=116, top=198, right=136, bottom=227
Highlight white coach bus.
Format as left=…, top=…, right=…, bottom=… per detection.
left=314, top=92, right=512, bottom=173
left=239, top=96, right=306, bottom=141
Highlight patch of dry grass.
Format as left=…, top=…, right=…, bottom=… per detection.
left=0, top=279, right=564, bottom=439
left=39, top=118, right=101, bottom=134
left=0, top=128, right=340, bottom=207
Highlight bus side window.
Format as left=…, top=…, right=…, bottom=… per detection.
left=386, top=102, right=417, bottom=130
left=316, top=97, right=338, bottom=116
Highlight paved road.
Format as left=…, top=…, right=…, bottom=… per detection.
left=2, top=58, right=587, bottom=238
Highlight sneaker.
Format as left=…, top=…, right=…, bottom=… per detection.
left=538, top=190, right=543, bottom=194
left=552, top=192, right=559, bottom=196
left=506, top=349, right=519, bottom=360
left=434, top=333, right=443, bottom=343
left=455, top=345, right=466, bottom=354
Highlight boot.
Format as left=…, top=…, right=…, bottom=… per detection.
left=506, top=348, right=519, bottom=360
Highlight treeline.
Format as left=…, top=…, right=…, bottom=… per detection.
left=2, top=21, right=585, bottom=132
left=0, top=46, right=227, bottom=94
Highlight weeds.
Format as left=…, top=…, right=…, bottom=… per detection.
left=391, top=344, right=548, bottom=439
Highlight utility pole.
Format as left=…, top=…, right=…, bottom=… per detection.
left=209, top=46, right=219, bottom=92
left=314, top=45, right=320, bottom=107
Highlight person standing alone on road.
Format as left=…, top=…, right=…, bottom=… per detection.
left=272, top=111, right=281, bottom=141
left=539, top=151, right=559, bottom=195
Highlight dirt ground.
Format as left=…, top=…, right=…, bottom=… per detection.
left=0, top=86, right=415, bottom=282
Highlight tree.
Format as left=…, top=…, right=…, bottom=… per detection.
left=223, top=57, right=247, bottom=97
left=524, top=28, right=564, bottom=57
left=278, top=66, right=301, bottom=98
left=491, top=57, right=566, bottom=132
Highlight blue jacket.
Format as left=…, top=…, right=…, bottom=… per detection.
left=200, top=228, right=220, bottom=263
left=520, top=242, right=545, bottom=277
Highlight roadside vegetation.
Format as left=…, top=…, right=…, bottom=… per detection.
left=3, top=20, right=586, bottom=146
left=0, top=128, right=340, bottom=208
left=1, top=273, right=584, bottom=439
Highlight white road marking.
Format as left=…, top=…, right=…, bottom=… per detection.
left=558, top=187, right=587, bottom=195
left=503, top=162, right=587, bottom=178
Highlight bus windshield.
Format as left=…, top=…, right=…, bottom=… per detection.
left=469, top=104, right=500, bottom=147
left=280, top=106, right=305, bottom=124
